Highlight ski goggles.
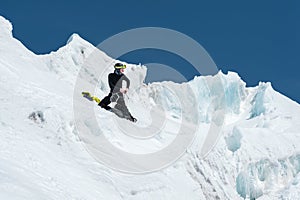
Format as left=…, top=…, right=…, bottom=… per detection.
left=114, top=64, right=126, bottom=69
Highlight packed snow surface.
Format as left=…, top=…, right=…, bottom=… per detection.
left=1, top=16, right=300, bottom=199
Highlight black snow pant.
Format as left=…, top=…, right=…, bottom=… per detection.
left=99, top=93, right=112, bottom=110
left=99, top=92, right=133, bottom=119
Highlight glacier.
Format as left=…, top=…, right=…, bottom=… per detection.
left=0, top=15, right=300, bottom=199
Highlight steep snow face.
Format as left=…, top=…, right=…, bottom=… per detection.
left=1, top=16, right=300, bottom=200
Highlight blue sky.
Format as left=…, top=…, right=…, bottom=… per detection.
left=1, top=0, right=299, bottom=103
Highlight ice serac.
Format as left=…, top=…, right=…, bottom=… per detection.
left=0, top=15, right=300, bottom=200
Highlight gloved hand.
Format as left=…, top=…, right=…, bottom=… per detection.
left=120, top=88, right=128, bottom=94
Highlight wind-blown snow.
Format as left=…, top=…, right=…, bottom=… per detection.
left=1, top=16, right=300, bottom=199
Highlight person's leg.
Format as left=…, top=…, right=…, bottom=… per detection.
left=115, top=95, right=136, bottom=121
left=114, top=96, right=128, bottom=115
left=98, top=93, right=112, bottom=110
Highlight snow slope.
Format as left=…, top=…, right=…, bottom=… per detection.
left=1, top=16, right=300, bottom=199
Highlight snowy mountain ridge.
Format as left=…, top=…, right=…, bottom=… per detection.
left=1, top=16, right=300, bottom=200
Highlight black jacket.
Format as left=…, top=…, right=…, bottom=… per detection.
left=108, top=72, right=130, bottom=94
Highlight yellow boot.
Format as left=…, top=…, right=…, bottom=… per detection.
left=92, top=96, right=101, bottom=104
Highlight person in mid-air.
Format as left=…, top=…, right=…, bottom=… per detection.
left=99, top=63, right=137, bottom=122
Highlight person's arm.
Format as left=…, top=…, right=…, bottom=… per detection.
left=123, top=75, right=130, bottom=88
left=119, top=75, right=130, bottom=94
